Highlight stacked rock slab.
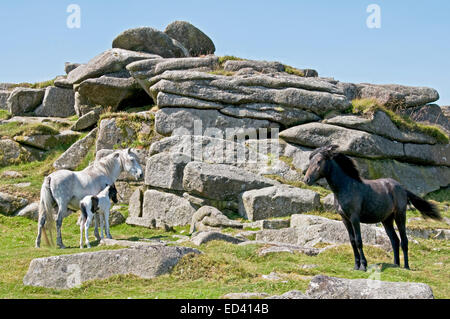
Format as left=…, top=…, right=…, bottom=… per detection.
left=23, top=246, right=201, bottom=289
left=67, top=48, right=160, bottom=115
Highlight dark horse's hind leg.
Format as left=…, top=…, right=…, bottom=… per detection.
left=342, top=218, right=361, bottom=270
left=394, top=212, right=410, bottom=269
left=350, top=217, right=368, bottom=271
left=382, top=215, right=400, bottom=267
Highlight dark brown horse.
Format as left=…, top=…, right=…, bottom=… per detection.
left=304, top=145, right=441, bottom=271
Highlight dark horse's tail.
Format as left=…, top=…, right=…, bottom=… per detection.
left=406, top=190, right=442, bottom=220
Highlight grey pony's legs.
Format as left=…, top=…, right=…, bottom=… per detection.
left=35, top=213, right=46, bottom=248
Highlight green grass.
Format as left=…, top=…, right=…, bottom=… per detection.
left=0, top=212, right=448, bottom=299
left=0, top=110, right=11, bottom=121
left=351, top=98, right=449, bottom=144
left=283, top=65, right=305, bottom=77
left=218, top=55, right=244, bottom=67
left=0, top=145, right=70, bottom=201
left=0, top=121, right=59, bottom=139
left=8, top=79, right=56, bottom=90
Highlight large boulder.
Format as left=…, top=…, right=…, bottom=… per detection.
left=0, top=192, right=28, bottom=215
left=190, top=231, right=244, bottom=246
left=279, top=122, right=450, bottom=166
left=7, top=87, right=45, bottom=115
left=324, top=110, right=438, bottom=144
left=14, top=202, right=39, bottom=221
left=190, top=206, right=243, bottom=234
left=95, top=113, right=156, bottom=152
left=290, top=214, right=390, bottom=249
left=127, top=189, right=197, bottom=228
left=219, top=103, right=320, bottom=127
left=306, top=275, right=434, bottom=299
left=149, top=135, right=299, bottom=181
left=223, top=60, right=284, bottom=73
left=279, top=122, right=405, bottom=160
left=239, top=185, right=321, bottom=221
left=14, top=130, right=81, bottom=151
left=23, top=246, right=201, bottom=289
left=64, top=62, right=81, bottom=74
left=400, top=104, right=450, bottom=134
left=127, top=56, right=218, bottom=98
left=154, top=107, right=279, bottom=138
left=182, top=161, right=277, bottom=201
left=149, top=71, right=351, bottom=116
left=144, top=152, right=191, bottom=191
left=66, top=48, right=160, bottom=85
left=34, top=86, right=75, bottom=117
left=53, top=128, right=97, bottom=170
left=164, top=21, right=215, bottom=56
left=355, top=83, right=439, bottom=108
left=112, top=27, right=188, bottom=58
left=0, top=139, right=36, bottom=167
left=76, top=71, right=152, bottom=111
left=71, top=109, right=101, bottom=131
left=0, top=90, right=10, bottom=110
left=354, top=158, right=450, bottom=196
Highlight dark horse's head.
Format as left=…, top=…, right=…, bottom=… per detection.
left=304, top=145, right=362, bottom=186
left=108, top=184, right=119, bottom=204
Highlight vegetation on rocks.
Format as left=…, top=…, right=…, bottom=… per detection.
left=283, top=65, right=305, bottom=77
left=351, top=98, right=449, bottom=144
left=8, top=78, right=56, bottom=90
left=99, top=110, right=162, bottom=149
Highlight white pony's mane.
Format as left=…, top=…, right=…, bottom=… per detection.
left=87, top=150, right=123, bottom=176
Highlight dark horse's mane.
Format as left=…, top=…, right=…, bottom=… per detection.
left=309, top=145, right=362, bottom=182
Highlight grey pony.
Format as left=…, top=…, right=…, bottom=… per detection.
left=35, top=148, right=143, bottom=249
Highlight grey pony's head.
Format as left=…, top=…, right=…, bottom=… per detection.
left=303, top=145, right=339, bottom=186
left=120, top=148, right=143, bottom=181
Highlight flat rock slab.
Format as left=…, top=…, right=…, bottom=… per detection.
left=190, top=231, right=245, bottom=246
left=222, top=292, right=269, bottom=299
left=183, top=161, right=277, bottom=201
left=23, top=246, right=200, bottom=289
left=267, top=290, right=311, bottom=299
left=306, top=275, right=434, bottom=299
left=258, top=244, right=320, bottom=257
left=239, top=185, right=321, bottom=221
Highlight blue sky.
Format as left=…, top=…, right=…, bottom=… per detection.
left=1, top=0, right=449, bottom=104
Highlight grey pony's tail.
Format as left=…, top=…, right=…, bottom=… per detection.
left=406, top=190, right=442, bottom=220
left=39, top=176, right=56, bottom=247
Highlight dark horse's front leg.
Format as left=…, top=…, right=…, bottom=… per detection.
left=350, top=217, right=368, bottom=271
left=342, top=217, right=361, bottom=270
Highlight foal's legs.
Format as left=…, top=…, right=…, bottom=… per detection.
left=104, top=211, right=112, bottom=239
left=395, top=211, right=410, bottom=269
left=79, top=216, right=85, bottom=249
left=350, top=217, right=368, bottom=271
left=342, top=218, right=361, bottom=270
left=84, top=214, right=93, bottom=249
left=94, top=214, right=101, bottom=241
left=382, top=215, right=400, bottom=266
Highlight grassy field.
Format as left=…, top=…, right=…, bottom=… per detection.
left=0, top=206, right=448, bottom=299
